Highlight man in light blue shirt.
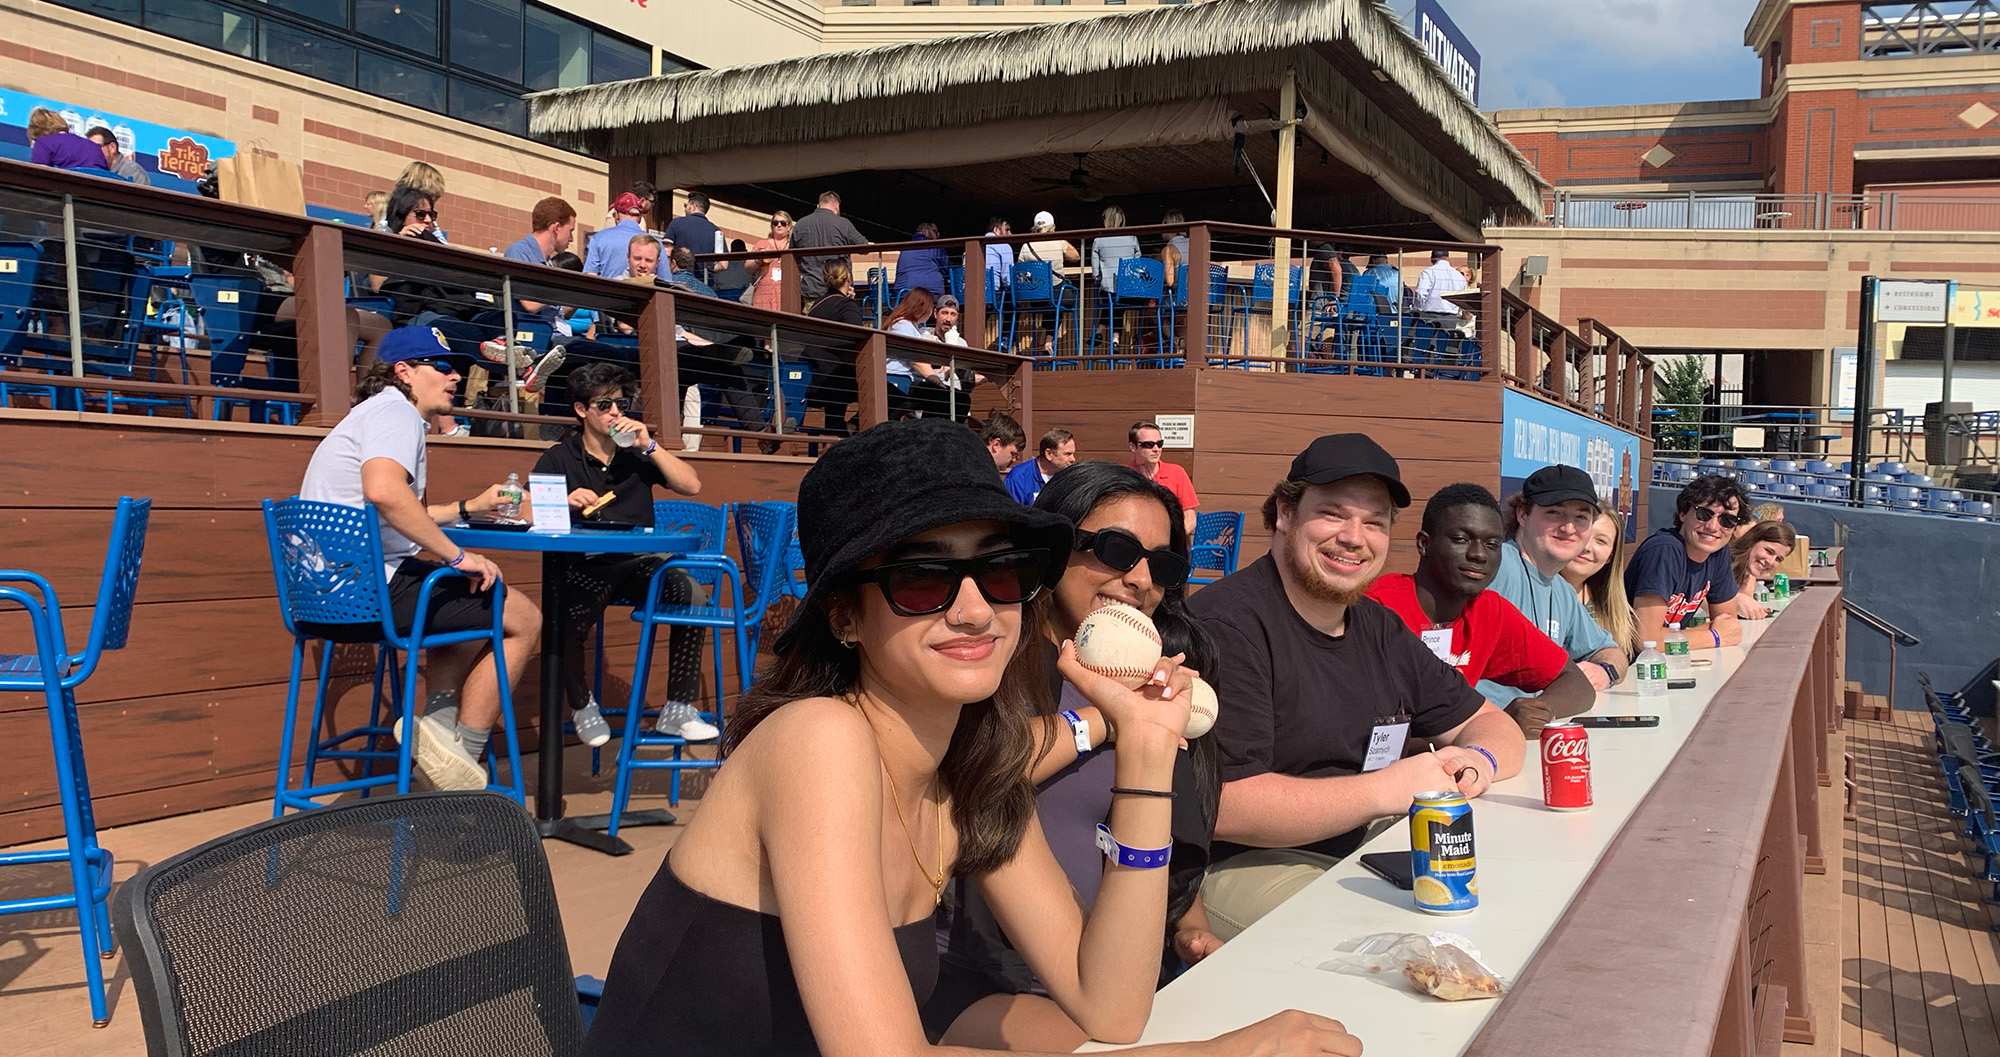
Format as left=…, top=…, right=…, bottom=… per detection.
left=583, top=192, right=649, bottom=279
left=985, top=217, right=1014, bottom=294
left=1480, top=464, right=1628, bottom=708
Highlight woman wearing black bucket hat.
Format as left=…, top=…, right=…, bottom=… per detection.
left=583, top=420, right=1362, bottom=1057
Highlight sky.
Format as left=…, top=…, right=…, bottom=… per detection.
left=1429, top=0, right=1765, bottom=111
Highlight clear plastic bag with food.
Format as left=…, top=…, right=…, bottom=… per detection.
left=1315, top=931, right=1506, bottom=1001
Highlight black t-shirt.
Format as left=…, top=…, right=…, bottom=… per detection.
left=1186, top=555, right=1486, bottom=862
left=532, top=430, right=668, bottom=526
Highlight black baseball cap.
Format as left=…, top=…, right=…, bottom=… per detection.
left=1522, top=464, right=1601, bottom=511
left=1287, top=433, right=1411, bottom=508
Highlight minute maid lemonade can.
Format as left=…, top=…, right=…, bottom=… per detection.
left=1409, top=791, right=1477, bottom=915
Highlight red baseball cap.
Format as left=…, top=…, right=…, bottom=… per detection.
left=612, top=192, right=646, bottom=216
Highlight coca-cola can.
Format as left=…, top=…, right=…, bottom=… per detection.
left=1541, top=722, right=1591, bottom=811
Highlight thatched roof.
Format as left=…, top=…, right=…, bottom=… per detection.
left=528, top=0, right=1546, bottom=224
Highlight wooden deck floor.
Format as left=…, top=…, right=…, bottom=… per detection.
left=1837, top=713, right=2000, bottom=1057
left=4, top=714, right=1998, bottom=1056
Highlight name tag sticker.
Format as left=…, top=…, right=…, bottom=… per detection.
left=475, top=291, right=495, bottom=303
left=0, top=260, right=17, bottom=273
left=1420, top=628, right=1454, bottom=663
left=515, top=331, right=534, bottom=343
left=1363, top=722, right=1411, bottom=772
left=216, top=289, right=239, bottom=303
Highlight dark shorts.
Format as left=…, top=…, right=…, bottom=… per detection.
left=918, top=960, right=1010, bottom=1044
left=297, top=558, right=505, bottom=643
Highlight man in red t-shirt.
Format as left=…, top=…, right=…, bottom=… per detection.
left=1128, top=420, right=1199, bottom=534
left=1366, top=482, right=1596, bottom=736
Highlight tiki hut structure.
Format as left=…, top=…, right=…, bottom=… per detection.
left=530, top=0, right=1545, bottom=242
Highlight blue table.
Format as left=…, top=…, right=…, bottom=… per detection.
left=442, top=524, right=702, bottom=856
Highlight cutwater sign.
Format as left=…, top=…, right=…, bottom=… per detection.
left=1412, top=0, right=1480, bottom=104
left=1502, top=389, right=1645, bottom=530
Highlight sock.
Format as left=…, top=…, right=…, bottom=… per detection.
left=455, top=723, right=491, bottom=761
left=425, top=689, right=460, bottom=718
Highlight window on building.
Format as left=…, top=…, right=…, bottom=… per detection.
left=145, top=0, right=255, bottom=56
left=354, top=0, right=435, bottom=56
left=261, top=20, right=356, bottom=84
left=449, top=0, right=522, bottom=83
left=358, top=50, right=445, bottom=110
left=448, top=77, right=524, bottom=133
left=592, top=32, right=648, bottom=83
left=68, top=0, right=141, bottom=22
left=524, top=5, right=589, bottom=91
left=265, top=0, right=348, bottom=29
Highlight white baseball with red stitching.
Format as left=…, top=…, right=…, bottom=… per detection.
left=1074, top=602, right=1163, bottom=689
left=1184, top=675, right=1219, bottom=738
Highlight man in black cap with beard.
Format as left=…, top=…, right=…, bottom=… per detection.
left=1186, top=434, right=1525, bottom=940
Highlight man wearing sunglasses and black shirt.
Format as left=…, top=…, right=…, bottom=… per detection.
left=1624, top=473, right=1749, bottom=652
left=531, top=363, right=714, bottom=746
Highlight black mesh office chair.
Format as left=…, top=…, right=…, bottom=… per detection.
left=112, top=791, right=585, bottom=1057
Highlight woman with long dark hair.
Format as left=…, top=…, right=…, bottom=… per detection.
left=924, top=462, right=1226, bottom=1050
left=583, top=420, right=1359, bottom=1057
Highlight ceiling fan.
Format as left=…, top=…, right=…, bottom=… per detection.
left=1029, top=153, right=1103, bottom=202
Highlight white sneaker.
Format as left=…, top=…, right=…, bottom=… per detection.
left=655, top=701, right=719, bottom=741
left=572, top=701, right=612, bottom=748
left=392, top=714, right=487, bottom=791
left=524, top=346, right=566, bottom=393
left=478, top=339, right=531, bottom=371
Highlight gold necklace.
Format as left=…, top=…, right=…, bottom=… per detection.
left=882, top=762, right=945, bottom=906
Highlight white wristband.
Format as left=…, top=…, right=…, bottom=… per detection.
left=1061, top=709, right=1091, bottom=757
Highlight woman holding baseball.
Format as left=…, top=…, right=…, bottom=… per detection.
left=923, top=461, right=1225, bottom=1050
left=583, top=420, right=1361, bottom=1057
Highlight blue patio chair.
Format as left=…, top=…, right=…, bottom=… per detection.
left=13, top=252, right=188, bottom=414
left=586, top=500, right=734, bottom=775
left=346, top=294, right=395, bottom=319
left=1337, top=275, right=1395, bottom=375
left=742, top=357, right=812, bottom=429
left=0, top=495, right=151, bottom=1026
left=606, top=500, right=793, bottom=826
left=191, top=274, right=307, bottom=425
left=1198, top=264, right=1238, bottom=366
left=1008, top=261, right=1071, bottom=364
left=1090, top=257, right=1166, bottom=366
left=1188, top=510, right=1244, bottom=586
left=262, top=498, right=525, bottom=813
left=0, top=240, right=58, bottom=407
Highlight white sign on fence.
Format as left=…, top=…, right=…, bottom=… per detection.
left=1155, top=414, right=1195, bottom=449
left=1877, top=279, right=1951, bottom=322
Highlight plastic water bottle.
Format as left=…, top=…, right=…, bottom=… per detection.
left=1635, top=642, right=1667, bottom=699
left=497, top=473, right=524, bottom=520
left=1664, top=623, right=1691, bottom=672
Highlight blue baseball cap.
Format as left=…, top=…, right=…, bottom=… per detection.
left=377, top=326, right=473, bottom=373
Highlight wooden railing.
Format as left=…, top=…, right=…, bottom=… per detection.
left=1465, top=586, right=1842, bottom=1057
left=0, top=159, right=1032, bottom=444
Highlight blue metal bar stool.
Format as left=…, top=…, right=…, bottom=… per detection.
left=606, top=500, right=793, bottom=829
left=262, top=498, right=525, bottom=813
left=587, top=500, right=733, bottom=775
left=1188, top=510, right=1244, bottom=586
left=0, top=495, right=152, bottom=1026
left=1090, top=258, right=1166, bottom=366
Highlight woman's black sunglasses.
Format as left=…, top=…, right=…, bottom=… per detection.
left=1075, top=528, right=1190, bottom=589
left=851, top=548, right=1050, bottom=617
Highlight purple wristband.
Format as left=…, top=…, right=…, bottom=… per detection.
left=1468, top=745, right=1497, bottom=776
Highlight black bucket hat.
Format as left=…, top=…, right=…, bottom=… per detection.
left=776, top=418, right=1075, bottom=653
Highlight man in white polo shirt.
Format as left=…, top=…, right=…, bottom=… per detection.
left=298, top=326, right=542, bottom=790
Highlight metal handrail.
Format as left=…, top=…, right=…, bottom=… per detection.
left=1844, top=597, right=1919, bottom=713
left=1844, top=598, right=1920, bottom=646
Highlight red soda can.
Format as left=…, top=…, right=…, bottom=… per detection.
left=1541, top=722, right=1591, bottom=811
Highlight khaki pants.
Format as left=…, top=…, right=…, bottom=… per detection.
left=1200, top=848, right=1343, bottom=941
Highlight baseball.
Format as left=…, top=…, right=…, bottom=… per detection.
left=1184, top=675, right=1219, bottom=738
left=1073, top=602, right=1163, bottom=689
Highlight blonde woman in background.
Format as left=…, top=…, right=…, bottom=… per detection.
left=364, top=189, right=389, bottom=230
left=393, top=161, right=447, bottom=242
left=1562, top=510, right=1637, bottom=657
left=745, top=210, right=793, bottom=311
